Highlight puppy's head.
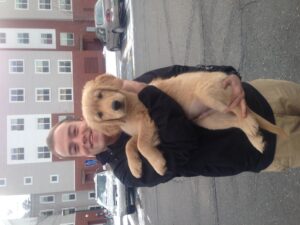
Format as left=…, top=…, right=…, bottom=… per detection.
left=82, top=74, right=126, bottom=135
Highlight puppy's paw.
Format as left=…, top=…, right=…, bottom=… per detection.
left=153, top=158, right=167, bottom=176
left=130, top=160, right=143, bottom=178
left=249, top=134, right=265, bottom=153
left=241, top=115, right=259, bottom=137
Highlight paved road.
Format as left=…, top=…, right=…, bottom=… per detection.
left=120, top=1, right=300, bottom=225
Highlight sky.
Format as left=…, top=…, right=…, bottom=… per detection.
left=0, top=195, right=30, bottom=220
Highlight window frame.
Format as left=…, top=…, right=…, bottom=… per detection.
left=0, top=178, right=7, bottom=187
left=17, top=32, right=29, bottom=44
left=11, top=147, right=25, bottom=161
left=35, top=88, right=51, bottom=102
left=57, top=60, right=72, bottom=74
left=58, top=88, right=73, bottom=102
left=40, top=195, right=55, bottom=204
left=50, top=174, right=59, bottom=184
left=35, top=59, right=50, bottom=74
left=9, top=59, right=24, bottom=74
left=15, top=0, right=29, bottom=10
left=10, top=118, right=24, bottom=131
left=24, top=176, right=33, bottom=185
left=38, top=0, right=52, bottom=10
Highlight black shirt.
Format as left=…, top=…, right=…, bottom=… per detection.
left=96, top=65, right=276, bottom=187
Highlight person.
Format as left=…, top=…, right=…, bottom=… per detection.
left=47, top=65, right=300, bottom=187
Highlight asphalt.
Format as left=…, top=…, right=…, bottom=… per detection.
left=124, top=1, right=300, bottom=225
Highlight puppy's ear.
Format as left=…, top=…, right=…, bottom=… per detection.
left=94, top=74, right=123, bottom=90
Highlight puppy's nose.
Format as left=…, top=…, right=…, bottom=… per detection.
left=112, top=100, right=123, bottom=111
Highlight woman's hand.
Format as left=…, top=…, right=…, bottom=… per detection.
left=122, top=80, right=147, bottom=93
left=222, top=74, right=247, bottom=118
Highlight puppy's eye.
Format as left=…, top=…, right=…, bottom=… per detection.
left=97, top=112, right=103, bottom=118
left=97, top=92, right=102, bottom=99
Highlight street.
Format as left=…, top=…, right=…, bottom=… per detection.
left=114, top=0, right=300, bottom=225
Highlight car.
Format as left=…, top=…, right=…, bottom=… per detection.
left=94, top=0, right=126, bottom=51
left=94, top=170, right=136, bottom=218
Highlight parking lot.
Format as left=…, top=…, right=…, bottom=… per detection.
left=105, top=0, right=300, bottom=225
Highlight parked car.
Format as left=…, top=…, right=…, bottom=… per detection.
left=94, top=170, right=136, bottom=218
left=94, top=0, right=125, bottom=51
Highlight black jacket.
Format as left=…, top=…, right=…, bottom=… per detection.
left=96, top=65, right=276, bottom=187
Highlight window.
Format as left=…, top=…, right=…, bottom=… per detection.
left=59, top=88, right=72, bottom=101
left=9, top=60, right=24, bottom=73
left=36, top=88, right=50, bottom=102
left=60, top=32, right=74, bottom=46
left=88, top=191, right=95, bottom=199
left=17, top=33, right=29, bottom=44
left=58, top=60, right=72, bottom=73
left=11, top=148, right=24, bottom=160
left=40, top=209, right=54, bottom=217
left=40, top=195, right=55, bottom=204
left=59, top=0, right=71, bottom=11
left=10, top=88, right=25, bottom=102
left=15, top=0, right=28, bottom=9
left=39, top=0, right=51, bottom=10
left=62, top=193, right=76, bottom=202
left=89, top=205, right=101, bottom=210
left=62, top=207, right=75, bottom=216
left=41, top=33, right=53, bottom=45
left=11, top=118, right=24, bottom=131
left=50, top=175, right=59, bottom=183
left=38, top=146, right=50, bottom=159
left=37, top=117, right=50, bottom=129
left=24, top=176, right=33, bottom=185
left=0, top=178, right=7, bottom=187
left=0, top=33, right=6, bottom=43
left=35, top=60, right=50, bottom=73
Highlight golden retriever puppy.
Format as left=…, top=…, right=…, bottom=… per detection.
left=82, top=75, right=165, bottom=178
left=82, top=72, right=287, bottom=178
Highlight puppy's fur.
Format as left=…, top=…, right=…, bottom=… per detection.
left=82, top=72, right=287, bottom=178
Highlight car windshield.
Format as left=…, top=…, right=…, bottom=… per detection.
left=94, top=0, right=104, bottom=25
left=95, top=172, right=114, bottom=213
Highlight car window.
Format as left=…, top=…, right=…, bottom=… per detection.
left=95, top=1, right=104, bottom=25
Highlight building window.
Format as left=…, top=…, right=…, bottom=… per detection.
left=9, top=88, right=25, bottom=102
left=11, top=118, right=24, bottom=131
left=62, top=193, right=76, bottom=202
left=36, top=88, right=51, bottom=102
left=40, top=209, right=54, bottom=217
left=41, top=33, right=53, bottom=45
left=17, top=33, right=29, bottom=44
left=37, top=117, right=50, bottom=129
left=89, top=205, right=101, bottom=211
left=39, top=0, right=51, bottom=10
left=11, top=148, right=25, bottom=160
left=62, top=207, right=75, bottom=216
left=9, top=60, right=24, bottom=73
left=59, top=88, right=72, bottom=101
left=58, top=60, right=72, bottom=73
left=35, top=60, right=50, bottom=73
left=40, top=195, right=55, bottom=204
left=59, top=0, right=71, bottom=11
left=60, top=32, right=74, bottom=46
left=0, top=33, right=6, bottom=43
left=88, top=191, right=95, bottom=199
left=15, top=0, right=28, bottom=9
left=0, top=178, right=7, bottom=187
left=24, top=176, right=33, bottom=185
left=38, top=146, right=50, bottom=159
left=50, top=175, right=59, bottom=183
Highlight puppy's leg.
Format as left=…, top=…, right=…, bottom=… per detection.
left=194, top=82, right=264, bottom=152
left=137, top=120, right=167, bottom=176
left=125, top=136, right=143, bottom=178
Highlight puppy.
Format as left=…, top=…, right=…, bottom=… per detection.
left=82, top=72, right=287, bottom=178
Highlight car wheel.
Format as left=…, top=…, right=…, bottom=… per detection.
left=126, top=205, right=136, bottom=214
left=113, top=27, right=125, bottom=33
